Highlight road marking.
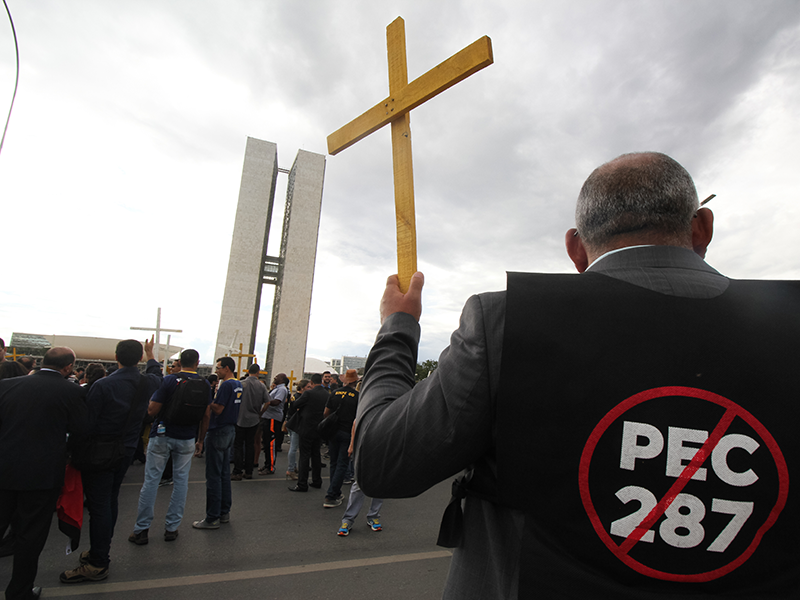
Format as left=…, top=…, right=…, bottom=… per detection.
left=43, top=550, right=453, bottom=596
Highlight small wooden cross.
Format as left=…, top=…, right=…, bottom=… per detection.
left=5, top=347, right=22, bottom=361
left=287, top=370, right=297, bottom=390
left=327, top=17, right=493, bottom=292
left=229, top=343, right=256, bottom=378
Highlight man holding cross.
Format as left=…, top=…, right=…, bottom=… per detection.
left=354, top=152, right=800, bottom=598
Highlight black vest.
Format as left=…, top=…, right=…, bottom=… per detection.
left=494, top=272, right=800, bottom=599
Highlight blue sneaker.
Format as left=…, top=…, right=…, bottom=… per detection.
left=367, top=518, right=382, bottom=532
left=337, top=522, right=351, bottom=536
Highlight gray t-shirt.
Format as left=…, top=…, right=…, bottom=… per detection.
left=238, top=376, right=267, bottom=428
left=262, top=383, right=287, bottom=421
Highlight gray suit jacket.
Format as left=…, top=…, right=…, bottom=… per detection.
left=355, top=246, right=728, bottom=600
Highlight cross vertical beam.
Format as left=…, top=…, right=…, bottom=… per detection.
left=387, top=18, right=417, bottom=290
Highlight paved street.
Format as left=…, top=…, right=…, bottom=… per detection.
left=1, top=448, right=453, bottom=599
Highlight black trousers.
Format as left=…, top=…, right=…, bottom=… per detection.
left=296, top=433, right=322, bottom=490
left=0, top=487, right=60, bottom=600
left=232, top=424, right=258, bottom=475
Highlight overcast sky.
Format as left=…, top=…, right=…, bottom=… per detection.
left=1, top=1, right=798, bottom=366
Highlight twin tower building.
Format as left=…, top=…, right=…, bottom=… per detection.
left=214, top=137, right=326, bottom=380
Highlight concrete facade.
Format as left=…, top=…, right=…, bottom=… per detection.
left=266, top=150, right=326, bottom=381
left=214, top=137, right=279, bottom=364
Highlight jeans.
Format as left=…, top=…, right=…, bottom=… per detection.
left=232, top=424, right=258, bottom=475
left=342, top=480, right=383, bottom=526
left=287, top=429, right=299, bottom=472
left=204, top=424, right=235, bottom=520
left=81, top=447, right=134, bottom=568
left=326, top=429, right=351, bottom=499
left=134, top=436, right=194, bottom=533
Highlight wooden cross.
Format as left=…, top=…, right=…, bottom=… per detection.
left=5, top=347, right=22, bottom=361
left=130, top=307, right=182, bottom=362
left=327, top=17, right=493, bottom=292
left=287, top=370, right=297, bottom=390
left=229, top=343, right=256, bottom=378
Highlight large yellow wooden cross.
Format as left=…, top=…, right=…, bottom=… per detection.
left=327, top=17, right=493, bottom=292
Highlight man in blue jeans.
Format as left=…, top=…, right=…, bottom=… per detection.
left=193, top=357, right=241, bottom=529
left=128, top=349, right=210, bottom=544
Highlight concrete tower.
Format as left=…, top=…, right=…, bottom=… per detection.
left=214, top=137, right=325, bottom=379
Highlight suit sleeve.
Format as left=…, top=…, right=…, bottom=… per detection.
left=354, top=292, right=505, bottom=498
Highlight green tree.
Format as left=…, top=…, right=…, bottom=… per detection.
left=415, top=359, right=438, bottom=382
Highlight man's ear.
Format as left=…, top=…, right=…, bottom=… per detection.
left=692, top=207, right=714, bottom=259
left=565, top=229, right=589, bottom=273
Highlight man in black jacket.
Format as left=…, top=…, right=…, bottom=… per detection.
left=59, top=338, right=162, bottom=584
left=288, top=374, right=329, bottom=492
left=0, top=347, right=87, bottom=600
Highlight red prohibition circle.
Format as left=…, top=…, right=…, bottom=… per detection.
left=578, top=386, right=789, bottom=582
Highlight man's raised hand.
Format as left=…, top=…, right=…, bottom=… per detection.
left=380, top=271, right=424, bottom=324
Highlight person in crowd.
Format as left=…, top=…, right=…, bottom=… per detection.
left=0, top=347, right=87, bottom=599
left=284, top=379, right=308, bottom=480
left=353, top=152, right=800, bottom=598
left=192, top=357, right=241, bottom=529
left=321, top=371, right=334, bottom=393
left=322, top=369, right=359, bottom=509
left=60, top=338, right=162, bottom=584
left=232, top=364, right=267, bottom=481
left=288, top=374, right=327, bottom=493
left=259, top=373, right=288, bottom=475
left=82, top=363, right=106, bottom=388
left=337, top=422, right=383, bottom=537
left=16, top=357, right=36, bottom=374
left=129, top=349, right=210, bottom=544
left=0, top=361, right=27, bottom=380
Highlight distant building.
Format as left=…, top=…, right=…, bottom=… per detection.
left=8, top=332, right=182, bottom=363
left=329, top=355, right=367, bottom=374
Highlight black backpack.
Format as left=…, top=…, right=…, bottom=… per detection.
left=160, top=373, right=209, bottom=426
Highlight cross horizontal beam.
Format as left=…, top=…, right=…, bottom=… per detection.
left=327, top=35, right=493, bottom=155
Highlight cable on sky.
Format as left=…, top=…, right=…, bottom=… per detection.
left=1, top=0, right=20, bottom=157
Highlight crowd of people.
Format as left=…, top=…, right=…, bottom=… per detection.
left=0, top=336, right=380, bottom=600
left=7, top=151, right=788, bottom=599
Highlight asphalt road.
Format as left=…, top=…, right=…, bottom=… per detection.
left=1, top=447, right=454, bottom=600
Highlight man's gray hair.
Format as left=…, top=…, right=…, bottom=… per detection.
left=575, top=152, right=699, bottom=250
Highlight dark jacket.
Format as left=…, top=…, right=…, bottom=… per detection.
left=85, top=359, right=163, bottom=449
left=0, top=370, right=88, bottom=490
left=292, top=385, right=328, bottom=438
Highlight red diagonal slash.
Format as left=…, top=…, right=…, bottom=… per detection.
left=618, top=407, right=737, bottom=555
